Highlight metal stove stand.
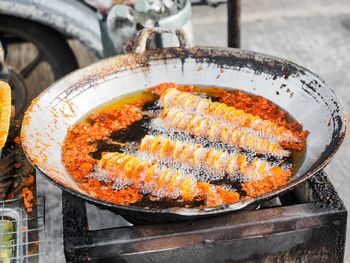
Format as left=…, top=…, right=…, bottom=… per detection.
left=62, top=171, right=347, bottom=263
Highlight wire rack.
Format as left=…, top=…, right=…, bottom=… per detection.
left=0, top=196, right=45, bottom=263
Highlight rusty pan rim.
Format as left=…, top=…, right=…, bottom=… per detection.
left=21, top=46, right=347, bottom=217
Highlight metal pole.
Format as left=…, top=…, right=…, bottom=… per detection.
left=227, top=0, right=241, bottom=48
left=97, top=12, right=117, bottom=58
left=62, top=191, right=92, bottom=262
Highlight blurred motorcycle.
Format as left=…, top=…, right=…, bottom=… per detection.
left=0, top=0, right=193, bottom=115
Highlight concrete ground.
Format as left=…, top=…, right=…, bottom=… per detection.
left=34, top=0, right=350, bottom=261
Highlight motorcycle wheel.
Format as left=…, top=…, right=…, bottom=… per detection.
left=0, top=15, right=79, bottom=116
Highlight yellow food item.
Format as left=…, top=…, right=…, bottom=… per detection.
left=139, top=135, right=292, bottom=180
left=0, top=81, right=11, bottom=149
left=160, top=88, right=301, bottom=144
left=161, top=108, right=289, bottom=157
left=98, top=152, right=240, bottom=206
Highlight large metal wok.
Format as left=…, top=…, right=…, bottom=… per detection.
left=21, top=28, right=346, bottom=222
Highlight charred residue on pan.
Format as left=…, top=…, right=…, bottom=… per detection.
left=142, top=47, right=190, bottom=72
left=300, top=81, right=320, bottom=104
left=308, top=113, right=345, bottom=173
left=186, top=48, right=306, bottom=79
left=54, top=47, right=310, bottom=106
left=278, top=84, right=295, bottom=98
left=300, top=79, right=332, bottom=107
left=300, top=78, right=345, bottom=147
left=118, top=47, right=307, bottom=77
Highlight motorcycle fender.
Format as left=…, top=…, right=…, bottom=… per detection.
left=0, top=0, right=103, bottom=58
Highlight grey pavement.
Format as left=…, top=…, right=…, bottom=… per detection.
left=37, top=0, right=350, bottom=262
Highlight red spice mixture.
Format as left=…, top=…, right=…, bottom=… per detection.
left=219, top=90, right=309, bottom=150
left=62, top=83, right=308, bottom=205
left=62, top=103, right=144, bottom=203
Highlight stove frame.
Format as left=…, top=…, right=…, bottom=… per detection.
left=62, top=171, right=347, bottom=263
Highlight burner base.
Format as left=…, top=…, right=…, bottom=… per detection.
left=63, top=172, right=347, bottom=263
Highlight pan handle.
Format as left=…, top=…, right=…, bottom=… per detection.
left=134, top=28, right=192, bottom=54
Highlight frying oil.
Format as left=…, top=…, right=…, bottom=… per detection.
left=79, top=86, right=306, bottom=207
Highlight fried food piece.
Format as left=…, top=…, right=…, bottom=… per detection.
left=160, top=108, right=289, bottom=157
left=98, top=152, right=240, bottom=206
left=140, top=135, right=291, bottom=180
left=160, top=88, right=306, bottom=148
left=0, top=81, right=11, bottom=149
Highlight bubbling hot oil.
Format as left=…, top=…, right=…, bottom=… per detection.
left=83, top=87, right=306, bottom=208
